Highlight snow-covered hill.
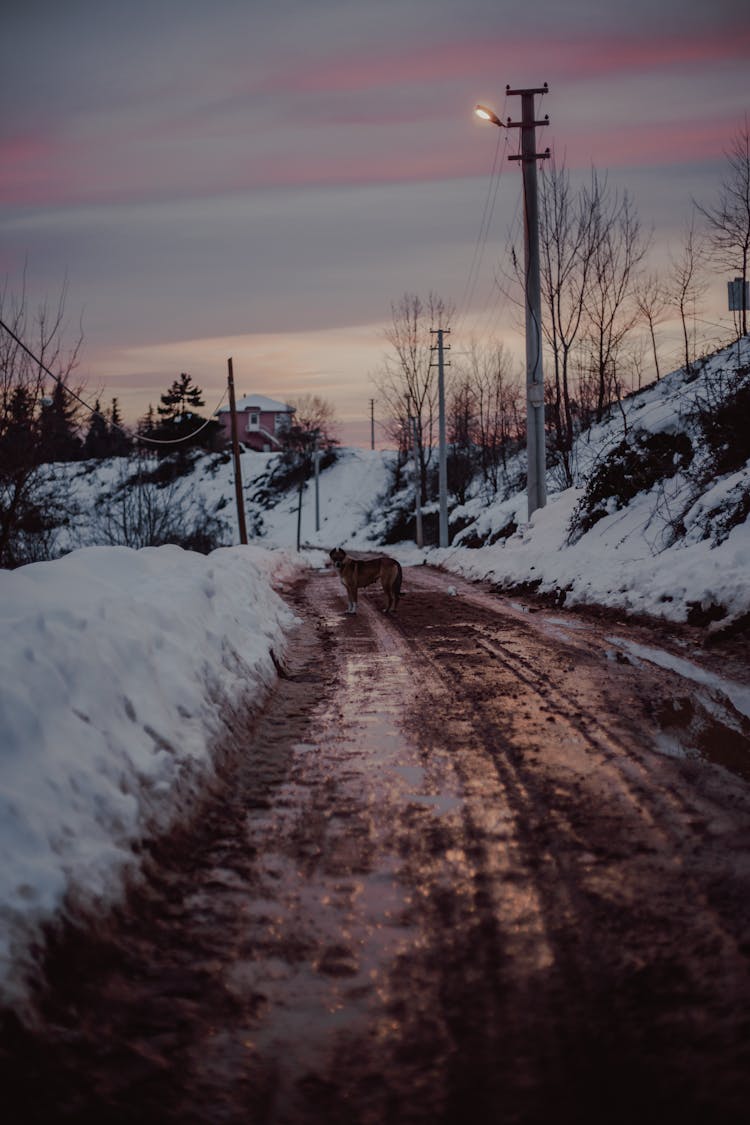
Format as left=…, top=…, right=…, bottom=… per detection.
left=433, top=338, right=750, bottom=634
left=39, top=335, right=750, bottom=632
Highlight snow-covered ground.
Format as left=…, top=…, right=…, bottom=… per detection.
left=2, top=340, right=749, bottom=1013
left=0, top=544, right=310, bottom=1011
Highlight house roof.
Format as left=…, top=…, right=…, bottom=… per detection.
left=216, top=394, right=295, bottom=415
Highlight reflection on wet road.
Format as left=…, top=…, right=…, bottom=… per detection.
left=3, top=564, right=750, bottom=1124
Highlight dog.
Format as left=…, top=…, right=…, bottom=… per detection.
left=329, top=547, right=403, bottom=615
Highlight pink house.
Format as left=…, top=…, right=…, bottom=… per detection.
left=216, top=393, right=295, bottom=452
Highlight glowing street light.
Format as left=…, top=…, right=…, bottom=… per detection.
left=474, top=104, right=504, bottom=128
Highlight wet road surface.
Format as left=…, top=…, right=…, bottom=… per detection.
left=3, top=564, right=750, bottom=1124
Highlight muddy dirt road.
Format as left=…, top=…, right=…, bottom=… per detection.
left=3, top=564, right=750, bottom=1124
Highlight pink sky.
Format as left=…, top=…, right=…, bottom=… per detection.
left=1, top=1, right=748, bottom=442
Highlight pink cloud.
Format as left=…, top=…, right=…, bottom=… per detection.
left=266, top=28, right=750, bottom=96
left=557, top=117, right=732, bottom=170
left=1, top=21, right=745, bottom=211
left=0, top=111, right=733, bottom=212
left=0, top=133, right=59, bottom=203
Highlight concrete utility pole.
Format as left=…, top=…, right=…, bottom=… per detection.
left=313, top=434, right=321, bottom=532
left=431, top=328, right=450, bottom=548
left=226, top=357, right=248, bottom=545
left=507, top=84, right=550, bottom=518
left=476, top=85, right=550, bottom=519
left=410, top=415, right=424, bottom=548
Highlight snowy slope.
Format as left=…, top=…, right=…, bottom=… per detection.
left=54, top=446, right=393, bottom=556
left=430, top=339, right=750, bottom=632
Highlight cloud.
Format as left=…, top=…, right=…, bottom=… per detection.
left=2, top=0, right=746, bottom=440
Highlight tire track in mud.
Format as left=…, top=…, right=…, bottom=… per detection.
left=2, top=565, right=750, bottom=1125
left=387, top=566, right=750, bottom=1123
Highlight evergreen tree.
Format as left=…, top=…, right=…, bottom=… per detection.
left=0, top=387, right=37, bottom=474
left=82, top=399, right=109, bottom=460
left=38, top=381, right=81, bottom=463
left=153, top=374, right=222, bottom=453
left=157, top=373, right=204, bottom=425
left=107, top=397, right=131, bottom=456
left=138, top=404, right=156, bottom=434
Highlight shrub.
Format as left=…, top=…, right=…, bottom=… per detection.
left=696, top=379, right=750, bottom=476
left=568, top=430, right=693, bottom=541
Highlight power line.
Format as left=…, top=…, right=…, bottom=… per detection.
left=454, top=95, right=511, bottom=334
left=0, top=315, right=228, bottom=447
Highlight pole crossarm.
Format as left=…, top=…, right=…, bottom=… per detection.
left=506, top=119, right=550, bottom=129
left=505, top=84, right=549, bottom=96
left=508, top=149, right=551, bottom=163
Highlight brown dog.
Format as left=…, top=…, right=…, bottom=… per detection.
left=329, top=547, right=403, bottom=614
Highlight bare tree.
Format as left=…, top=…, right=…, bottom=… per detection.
left=372, top=292, right=452, bottom=502
left=287, top=394, right=339, bottom=449
left=669, top=218, right=709, bottom=377
left=446, top=373, right=476, bottom=505
left=538, top=161, right=599, bottom=483
left=451, top=339, right=523, bottom=500
left=634, top=271, right=669, bottom=382
left=696, top=117, right=750, bottom=337
left=90, top=457, right=228, bottom=552
left=0, top=273, right=84, bottom=567
left=584, top=174, right=648, bottom=422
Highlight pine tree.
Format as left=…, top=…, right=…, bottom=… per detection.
left=153, top=373, right=222, bottom=454
left=157, top=373, right=205, bottom=425
left=0, top=387, right=37, bottom=474
left=107, top=397, right=131, bottom=456
left=138, top=404, right=156, bottom=434
left=82, top=398, right=109, bottom=459
left=38, top=381, right=81, bottom=463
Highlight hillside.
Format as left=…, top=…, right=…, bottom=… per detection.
left=45, top=337, right=750, bottom=635
left=434, top=337, right=750, bottom=636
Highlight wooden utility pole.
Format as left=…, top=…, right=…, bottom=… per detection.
left=370, top=399, right=375, bottom=450
left=226, top=357, right=248, bottom=545
left=431, top=328, right=450, bottom=547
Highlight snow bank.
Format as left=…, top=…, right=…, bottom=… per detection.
left=431, top=486, right=750, bottom=627
left=0, top=544, right=304, bottom=1010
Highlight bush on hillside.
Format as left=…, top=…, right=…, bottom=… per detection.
left=568, top=429, right=693, bottom=542
left=694, top=375, right=750, bottom=476
left=90, top=466, right=230, bottom=553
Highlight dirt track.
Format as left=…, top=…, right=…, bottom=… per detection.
left=3, top=564, right=750, bottom=1124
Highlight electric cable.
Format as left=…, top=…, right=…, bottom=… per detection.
left=454, top=94, right=510, bottom=335
left=0, top=315, right=228, bottom=447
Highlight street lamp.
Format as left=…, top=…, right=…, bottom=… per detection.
left=474, top=104, right=505, bottom=128
left=474, top=87, right=550, bottom=519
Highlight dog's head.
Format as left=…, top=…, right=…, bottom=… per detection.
left=329, top=547, right=347, bottom=570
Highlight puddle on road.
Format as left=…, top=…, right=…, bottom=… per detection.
left=607, top=636, right=750, bottom=781
left=225, top=629, right=466, bottom=1114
